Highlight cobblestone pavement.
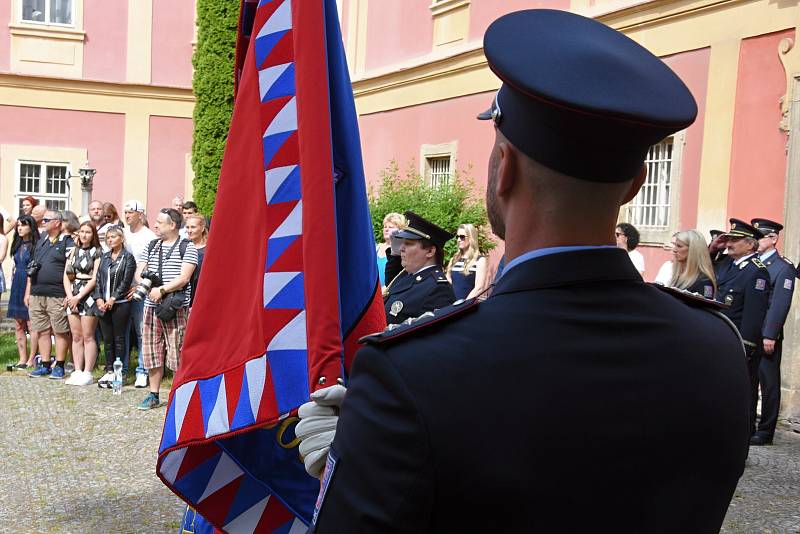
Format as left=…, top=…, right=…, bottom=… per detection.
left=722, top=428, right=800, bottom=533
left=0, top=373, right=183, bottom=534
left=2, top=373, right=799, bottom=533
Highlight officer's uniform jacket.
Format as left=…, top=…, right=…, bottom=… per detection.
left=760, top=249, right=795, bottom=340
left=312, top=248, right=749, bottom=533
left=383, top=266, right=454, bottom=325
left=716, top=253, right=771, bottom=348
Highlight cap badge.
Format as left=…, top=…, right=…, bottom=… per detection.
left=753, top=222, right=760, bottom=228
left=390, top=300, right=404, bottom=317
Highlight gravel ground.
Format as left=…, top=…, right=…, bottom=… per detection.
left=0, top=372, right=183, bottom=534
left=1, top=371, right=799, bottom=533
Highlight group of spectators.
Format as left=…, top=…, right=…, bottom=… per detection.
left=6, top=194, right=209, bottom=410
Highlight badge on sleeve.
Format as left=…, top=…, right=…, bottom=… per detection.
left=784, top=278, right=793, bottom=290
left=390, top=300, right=404, bottom=317
left=312, top=449, right=339, bottom=526
left=703, top=285, right=714, bottom=299
left=755, top=279, right=767, bottom=291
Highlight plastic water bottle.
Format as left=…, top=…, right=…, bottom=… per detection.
left=112, top=357, right=123, bottom=395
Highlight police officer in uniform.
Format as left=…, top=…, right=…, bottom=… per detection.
left=383, top=211, right=455, bottom=325
left=750, top=218, right=795, bottom=445
left=716, top=218, right=770, bottom=437
left=297, top=10, right=749, bottom=533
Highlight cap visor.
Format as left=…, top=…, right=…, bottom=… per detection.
left=476, top=107, right=493, bottom=120
left=393, top=229, right=423, bottom=240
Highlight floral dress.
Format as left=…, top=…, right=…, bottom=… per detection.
left=67, top=246, right=101, bottom=316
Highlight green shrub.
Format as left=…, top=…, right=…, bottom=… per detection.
left=368, top=160, right=495, bottom=262
left=191, top=0, right=240, bottom=215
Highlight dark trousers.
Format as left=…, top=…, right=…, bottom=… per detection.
left=757, top=339, right=782, bottom=438
left=746, top=348, right=762, bottom=436
left=99, top=301, right=132, bottom=372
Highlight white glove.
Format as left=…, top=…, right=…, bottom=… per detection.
left=296, top=384, right=347, bottom=479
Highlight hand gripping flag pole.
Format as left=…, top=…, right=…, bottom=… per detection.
left=157, top=0, right=387, bottom=532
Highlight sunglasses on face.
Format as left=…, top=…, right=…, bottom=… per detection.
left=42, top=218, right=57, bottom=223
left=457, top=234, right=467, bottom=241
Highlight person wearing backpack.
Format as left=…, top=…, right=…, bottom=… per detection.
left=134, top=208, right=197, bottom=410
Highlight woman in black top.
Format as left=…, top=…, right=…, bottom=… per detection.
left=670, top=229, right=716, bottom=299
left=94, top=226, right=136, bottom=388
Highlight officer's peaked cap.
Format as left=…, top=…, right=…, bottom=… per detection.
left=725, top=218, right=761, bottom=240
left=393, top=211, right=454, bottom=250
left=478, top=9, right=697, bottom=183
left=750, top=218, right=783, bottom=235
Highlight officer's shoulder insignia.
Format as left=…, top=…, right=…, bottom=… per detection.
left=436, top=275, right=449, bottom=284
left=738, top=261, right=749, bottom=270
left=650, top=283, right=727, bottom=310
left=359, top=298, right=480, bottom=345
left=782, top=256, right=794, bottom=265
left=752, top=257, right=766, bottom=269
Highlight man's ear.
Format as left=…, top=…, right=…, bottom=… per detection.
left=621, top=165, right=647, bottom=205
left=495, top=142, right=516, bottom=197
left=426, top=246, right=436, bottom=259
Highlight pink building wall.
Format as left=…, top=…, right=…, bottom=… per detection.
left=83, top=0, right=127, bottom=82
left=0, top=106, right=125, bottom=211
left=151, top=0, right=195, bottom=87
left=364, top=1, right=433, bottom=71
left=0, top=0, right=10, bottom=72
left=468, top=0, right=570, bottom=42
left=727, top=30, right=792, bottom=225
left=147, top=116, right=193, bottom=214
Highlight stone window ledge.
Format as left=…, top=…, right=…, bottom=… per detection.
left=9, top=23, right=85, bottom=42
left=429, top=0, right=470, bottom=18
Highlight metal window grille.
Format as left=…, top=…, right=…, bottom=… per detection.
left=625, top=139, right=673, bottom=229
left=17, top=161, right=70, bottom=212
left=427, top=156, right=451, bottom=187
left=22, top=0, right=72, bottom=24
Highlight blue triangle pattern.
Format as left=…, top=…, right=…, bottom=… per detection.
left=270, top=165, right=302, bottom=204
left=267, top=349, right=309, bottom=415
left=264, top=62, right=296, bottom=101
left=255, top=29, right=289, bottom=70
left=160, top=399, right=178, bottom=454
left=231, top=372, right=256, bottom=431
left=198, top=374, right=224, bottom=435
left=263, top=131, right=295, bottom=170
left=258, top=0, right=276, bottom=6
left=264, top=272, right=304, bottom=310
left=224, top=474, right=272, bottom=526
left=266, top=235, right=298, bottom=270
left=172, top=451, right=223, bottom=504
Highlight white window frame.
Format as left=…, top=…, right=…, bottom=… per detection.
left=620, top=132, right=685, bottom=245
left=420, top=141, right=457, bottom=188
left=16, top=160, right=72, bottom=212
left=19, top=0, right=75, bottom=27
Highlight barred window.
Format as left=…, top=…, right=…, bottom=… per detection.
left=18, top=161, right=70, bottom=211
left=21, top=0, right=73, bottom=25
left=427, top=156, right=451, bottom=187
left=625, top=139, right=673, bottom=229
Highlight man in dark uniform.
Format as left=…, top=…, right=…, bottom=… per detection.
left=716, top=218, right=771, bottom=438
left=382, top=211, right=455, bottom=325
left=297, top=10, right=749, bottom=533
left=750, top=218, right=795, bottom=445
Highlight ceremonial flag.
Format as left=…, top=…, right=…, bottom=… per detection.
left=157, top=0, right=386, bottom=531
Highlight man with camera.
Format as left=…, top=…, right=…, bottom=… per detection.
left=26, top=210, right=75, bottom=379
left=134, top=208, right=197, bottom=410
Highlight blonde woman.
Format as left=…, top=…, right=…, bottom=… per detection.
left=670, top=229, right=716, bottom=299
left=376, top=212, right=406, bottom=288
left=184, top=214, right=208, bottom=308
left=446, top=223, right=488, bottom=300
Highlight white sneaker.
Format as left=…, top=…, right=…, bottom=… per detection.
left=74, top=372, right=94, bottom=386
left=98, top=371, right=114, bottom=389
left=134, top=374, right=148, bottom=388
left=65, top=370, right=83, bottom=385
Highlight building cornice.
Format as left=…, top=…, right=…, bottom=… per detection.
left=0, top=73, right=194, bottom=102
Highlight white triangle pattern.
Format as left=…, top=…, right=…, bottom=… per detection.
left=160, top=447, right=188, bottom=485
left=198, top=452, right=244, bottom=503
left=224, top=495, right=271, bottom=534
left=259, top=63, right=292, bottom=102
left=264, top=96, right=297, bottom=137
left=271, top=200, right=302, bottom=239
left=287, top=517, right=306, bottom=534
left=245, top=354, right=267, bottom=421
left=174, top=380, right=197, bottom=439
left=205, top=375, right=230, bottom=438
left=267, top=310, right=307, bottom=351
left=257, top=0, right=291, bottom=39
left=263, top=271, right=301, bottom=308
left=265, top=165, right=297, bottom=203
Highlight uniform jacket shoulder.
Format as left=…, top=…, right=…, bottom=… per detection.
left=361, top=298, right=479, bottom=346
left=650, top=283, right=727, bottom=310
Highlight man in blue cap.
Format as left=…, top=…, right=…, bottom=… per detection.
left=298, top=10, right=749, bottom=532
left=715, top=218, right=771, bottom=440
left=750, top=218, right=795, bottom=445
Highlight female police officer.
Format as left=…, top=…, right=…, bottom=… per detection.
left=383, top=211, right=455, bottom=325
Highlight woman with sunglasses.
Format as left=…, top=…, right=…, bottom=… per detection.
left=8, top=215, right=38, bottom=368
left=62, top=222, right=102, bottom=386
left=446, top=223, right=488, bottom=300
